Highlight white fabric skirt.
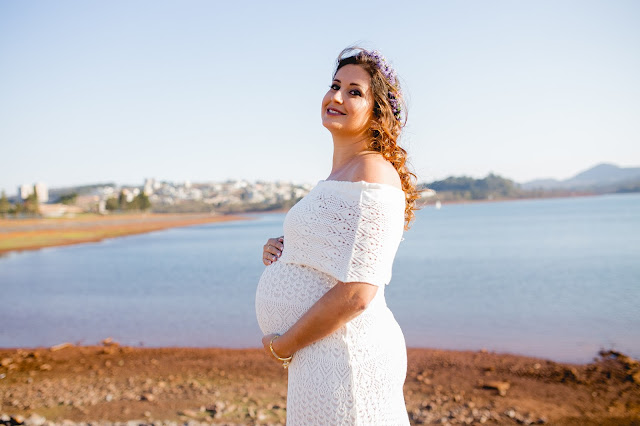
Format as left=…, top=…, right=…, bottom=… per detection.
left=255, top=261, right=410, bottom=425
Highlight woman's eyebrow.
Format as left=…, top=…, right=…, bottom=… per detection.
left=349, top=82, right=363, bottom=88
left=333, top=78, right=364, bottom=88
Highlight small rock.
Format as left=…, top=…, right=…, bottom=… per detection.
left=0, top=358, right=13, bottom=367
left=39, top=364, right=52, bottom=371
left=50, top=342, right=74, bottom=352
left=422, top=402, right=435, bottom=411
left=141, top=393, right=155, bottom=402
left=102, top=337, right=118, bottom=346
left=247, top=406, right=257, bottom=419
left=11, top=415, right=25, bottom=424
left=483, top=381, right=510, bottom=396
left=179, top=409, right=198, bottom=418
left=563, top=367, right=581, bottom=383
left=24, top=414, right=46, bottom=426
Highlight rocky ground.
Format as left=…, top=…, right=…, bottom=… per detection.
left=1, top=340, right=639, bottom=425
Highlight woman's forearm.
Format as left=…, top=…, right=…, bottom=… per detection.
left=271, top=281, right=378, bottom=357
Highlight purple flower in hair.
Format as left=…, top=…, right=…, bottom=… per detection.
left=363, top=50, right=402, bottom=120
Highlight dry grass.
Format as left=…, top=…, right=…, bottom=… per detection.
left=0, top=213, right=247, bottom=254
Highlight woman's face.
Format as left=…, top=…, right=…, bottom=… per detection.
left=321, top=64, right=374, bottom=138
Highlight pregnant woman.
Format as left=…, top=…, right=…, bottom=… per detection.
left=255, top=46, right=420, bottom=425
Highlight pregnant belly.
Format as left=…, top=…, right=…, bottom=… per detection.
left=255, top=261, right=337, bottom=335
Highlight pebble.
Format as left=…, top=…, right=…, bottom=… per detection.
left=25, top=414, right=46, bottom=426
left=49, top=343, right=74, bottom=352
left=483, top=380, right=510, bottom=396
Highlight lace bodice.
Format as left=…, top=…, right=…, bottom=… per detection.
left=280, top=180, right=405, bottom=286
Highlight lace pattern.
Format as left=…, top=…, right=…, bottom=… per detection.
left=280, top=180, right=405, bottom=286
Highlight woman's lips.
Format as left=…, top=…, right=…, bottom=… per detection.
left=327, top=108, right=346, bottom=116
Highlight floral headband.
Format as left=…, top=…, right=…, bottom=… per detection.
left=363, top=50, right=403, bottom=121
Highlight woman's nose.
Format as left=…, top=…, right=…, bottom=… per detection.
left=331, top=89, right=343, bottom=103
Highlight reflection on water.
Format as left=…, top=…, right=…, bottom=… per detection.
left=1, top=195, right=639, bottom=363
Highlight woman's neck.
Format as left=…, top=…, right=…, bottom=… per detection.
left=330, top=134, right=370, bottom=177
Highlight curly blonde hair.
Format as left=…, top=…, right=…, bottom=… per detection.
left=334, top=47, right=420, bottom=230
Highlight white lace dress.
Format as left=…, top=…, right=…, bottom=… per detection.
left=255, top=180, right=410, bottom=425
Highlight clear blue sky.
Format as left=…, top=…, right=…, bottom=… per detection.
left=1, top=0, right=639, bottom=195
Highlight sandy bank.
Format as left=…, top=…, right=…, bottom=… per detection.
left=0, top=213, right=248, bottom=255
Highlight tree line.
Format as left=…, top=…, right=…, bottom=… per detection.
left=421, top=173, right=524, bottom=201
left=105, top=190, right=151, bottom=212
left=0, top=186, right=40, bottom=216
left=0, top=187, right=151, bottom=217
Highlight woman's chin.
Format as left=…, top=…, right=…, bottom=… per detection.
left=322, top=120, right=342, bottom=133
left=322, top=120, right=343, bottom=133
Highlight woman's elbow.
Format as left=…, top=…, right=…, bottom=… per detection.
left=349, top=295, right=370, bottom=313
left=346, top=284, right=378, bottom=312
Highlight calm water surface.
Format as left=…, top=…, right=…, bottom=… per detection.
left=1, top=193, right=639, bottom=363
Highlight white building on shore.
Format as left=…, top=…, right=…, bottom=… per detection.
left=18, top=182, right=49, bottom=203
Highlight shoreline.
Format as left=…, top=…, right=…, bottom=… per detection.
left=417, top=191, right=606, bottom=208
left=0, top=213, right=249, bottom=255
left=1, top=342, right=638, bottom=425
left=0, top=192, right=623, bottom=256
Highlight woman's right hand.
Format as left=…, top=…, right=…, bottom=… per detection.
left=262, top=236, right=284, bottom=266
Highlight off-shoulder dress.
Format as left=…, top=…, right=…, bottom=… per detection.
left=255, top=180, right=410, bottom=425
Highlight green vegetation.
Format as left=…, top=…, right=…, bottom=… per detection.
left=422, top=173, right=526, bottom=201
left=0, top=191, right=10, bottom=216
left=59, top=192, right=78, bottom=205
left=106, top=190, right=151, bottom=212
left=2, top=185, right=42, bottom=217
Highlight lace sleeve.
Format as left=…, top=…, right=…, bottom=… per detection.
left=280, top=181, right=405, bottom=287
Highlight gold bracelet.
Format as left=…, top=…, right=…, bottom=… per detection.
left=269, top=335, right=293, bottom=369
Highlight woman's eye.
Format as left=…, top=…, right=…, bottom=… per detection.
left=330, top=84, right=340, bottom=90
left=350, top=89, right=362, bottom=96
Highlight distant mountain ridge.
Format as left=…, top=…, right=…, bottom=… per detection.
left=521, top=163, right=640, bottom=190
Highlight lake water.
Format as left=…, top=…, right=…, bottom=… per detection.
left=1, top=193, right=639, bottom=364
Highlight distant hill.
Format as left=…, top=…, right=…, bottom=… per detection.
left=421, top=173, right=525, bottom=201
left=420, top=163, right=640, bottom=203
left=521, top=163, right=640, bottom=190
left=48, top=182, right=118, bottom=203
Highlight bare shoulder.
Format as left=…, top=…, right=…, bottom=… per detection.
left=350, top=153, right=402, bottom=190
